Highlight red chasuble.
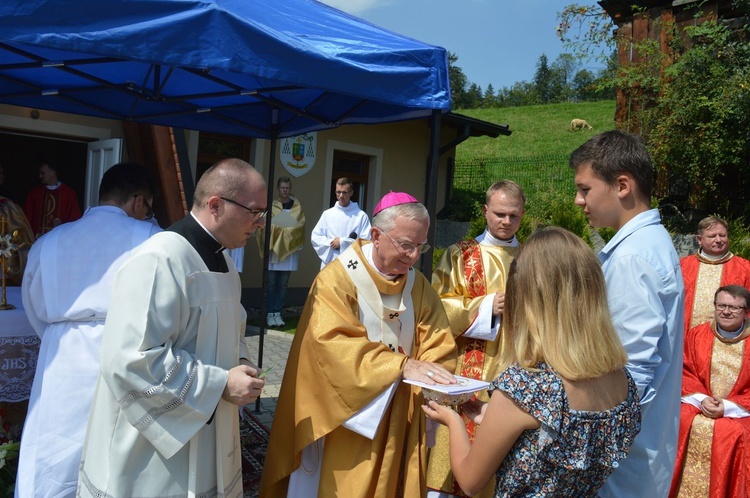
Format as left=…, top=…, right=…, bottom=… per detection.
left=669, top=322, right=750, bottom=498
left=680, top=253, right=750, bottom=331
left=23, top=183, right=82, bottom=238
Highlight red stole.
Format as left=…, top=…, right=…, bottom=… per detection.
left=456, top=240, right=487, bottom=468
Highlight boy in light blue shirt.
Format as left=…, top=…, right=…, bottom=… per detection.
left=571, top=130, right=684, bottom=498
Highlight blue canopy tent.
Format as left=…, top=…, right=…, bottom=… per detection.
left=0, top=0, right=450, bottom=138
left=0, top=0, right=454, bottom=375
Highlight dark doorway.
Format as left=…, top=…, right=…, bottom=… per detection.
left=330, top=150, right=370, bottom=210
left=0, top=130, right=88, bottom=210
left=196, top=133, right=253, bottom=182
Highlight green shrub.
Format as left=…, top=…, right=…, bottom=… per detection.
left=519, top=186, right=591, bottom=245
left=464, top=185, right=595, bottom=246
left=727, top=217, right=750, bottom=260
left=466, top=201, right=486, bottom=240
left=441, top=188, right=483, bottom=221
left=432, top=246, right=447, bottom=270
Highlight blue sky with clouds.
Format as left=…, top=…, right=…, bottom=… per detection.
left=319, top=0, right=606, bottom=91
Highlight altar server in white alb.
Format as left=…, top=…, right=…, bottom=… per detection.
left=77, top=158, right=266, bottom=498
left=310, top=176, right=371, bottom=268
left=17, top=163, right=160, bottom=498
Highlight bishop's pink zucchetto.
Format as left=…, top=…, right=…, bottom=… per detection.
left=373, top=191, right=420, bottom=216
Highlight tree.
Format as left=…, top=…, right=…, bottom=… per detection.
left=556, top=3, right=614, bottom=65
left=572, top=68, right=597, bottom=101
left=558, top=1, right=750, bottom=215
left=497, top=81, right=536, bottom=108
left=465, top=82, right=483, bottom=109
left=483, top=83, right=496, bottom=107
left=647, top=18, right=750, bottom=213
left=448, top=52, right=469, bottom=108
left=533, top=54, right=553, bottom=103
left=550, top=53, right=579, bottom=101
left=552, top=53, right=578, bottom=87
left=594, top=49, right=618, bottom=100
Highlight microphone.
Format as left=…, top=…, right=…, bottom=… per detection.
left=348, top=231, right=358, bottom=240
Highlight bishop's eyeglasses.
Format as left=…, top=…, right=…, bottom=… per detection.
left=380, top=229, right=430, bottom=256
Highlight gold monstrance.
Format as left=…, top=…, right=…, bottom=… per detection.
left=0, top=214, right=25, bottom=310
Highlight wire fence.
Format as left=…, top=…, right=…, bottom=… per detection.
left=453, top=154, right=575, bottom=203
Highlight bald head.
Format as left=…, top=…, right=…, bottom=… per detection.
left=192, top=158, right=267, bottom=249
left=193, top=158, right=264, bottom=212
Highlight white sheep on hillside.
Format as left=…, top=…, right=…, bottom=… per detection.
left=570, top=119, right=593, bottom=131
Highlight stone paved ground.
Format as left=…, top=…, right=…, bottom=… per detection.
left=243, top=326, right=293, bottom=429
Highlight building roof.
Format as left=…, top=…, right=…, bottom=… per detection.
left=439, top=112, right=511, bottom=155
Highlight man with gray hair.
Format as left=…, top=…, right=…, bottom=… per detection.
left=78, top=158, right=267, bottom=497
left=681, top=215, right=750, bottom=332
left=261, top=191, right=457, bottom=498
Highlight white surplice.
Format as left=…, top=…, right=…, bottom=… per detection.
left=310, top=201, right=371, bottom=268
left=16, top=205, right=160, bottom=498
left=77, top=231, right=250, bottom=498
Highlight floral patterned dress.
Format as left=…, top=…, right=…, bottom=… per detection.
left=489, top=362, right=641, bottom=497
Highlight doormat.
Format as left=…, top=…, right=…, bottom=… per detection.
left=240, top=406, right=269, bottom=497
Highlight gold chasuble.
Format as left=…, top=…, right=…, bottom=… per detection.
left=259, top=240, right=456, bottom=498
left=255, top=197, right=305, bottom=261
left=0, top=195, right=34, bottom=285
left=428, top=238, right=517, bottom=497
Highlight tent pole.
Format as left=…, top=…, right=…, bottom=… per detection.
left=255, top=109, right=278, bottom=413
left=420, top=109, right=442, bottom=280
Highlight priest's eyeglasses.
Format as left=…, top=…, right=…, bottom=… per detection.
left=381, top=230, right=430, bottom=256
left=714, top=303, right=745, bottom=313
left=220, top=197, right=267, bottom=220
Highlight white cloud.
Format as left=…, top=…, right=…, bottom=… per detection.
left=319, top=0, right=390, bottom=15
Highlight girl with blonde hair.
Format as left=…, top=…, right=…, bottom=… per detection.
left=424, top=226, right=641, bottom=497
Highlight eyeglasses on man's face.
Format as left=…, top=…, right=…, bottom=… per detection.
left=335, top=190, right=352, bottom=196
left=133, top=194, right=154, bottom=221
left=714, top=303, right=746, bottom=314
left=220, top=197, right=267, bottom=220
left=143, top=198, right=154, bottom=221
left=380, top=229, right=430, bottom=256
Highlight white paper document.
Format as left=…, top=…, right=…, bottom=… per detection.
left=403, top=375, right=490, bottom=395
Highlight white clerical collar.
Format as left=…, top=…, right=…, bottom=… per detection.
left=477, top=229, right=518, bottom=248
left=700, top=249, right=728, bottom=261
left=336, top=201, right=358, bottom=211
left=190, top=212, right=225, bottom=252
left=362, top=243, right=399, bottom=280
left=717, top=321, right=746, bottom=340
left=44, top=182, right=61, bottom=190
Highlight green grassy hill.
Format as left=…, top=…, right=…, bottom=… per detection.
left=442, top=100, right=616, bottom=223
left=455, top=100, right=616, bottom=160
